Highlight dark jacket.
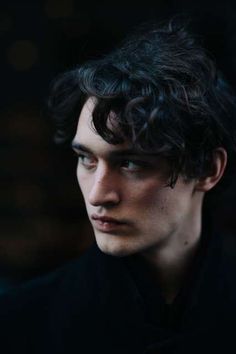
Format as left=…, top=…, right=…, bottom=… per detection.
left=0, top=230, right=236, bottom=354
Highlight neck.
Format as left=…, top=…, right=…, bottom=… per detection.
left=140, top=211, right=202, bottom=304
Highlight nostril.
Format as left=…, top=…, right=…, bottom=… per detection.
left=88, top=186, right=120, bottom=207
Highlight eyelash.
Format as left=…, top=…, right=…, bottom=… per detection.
left=77, top=154, right=96, bottom=168
left=74, top=152, right=150, bottom=172
left=121, top=160, right=148, bottom=171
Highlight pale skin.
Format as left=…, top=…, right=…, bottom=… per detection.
left=72, top=97, right=227, bottom=304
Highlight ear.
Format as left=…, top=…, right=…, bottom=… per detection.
left=195, top=148, right=228, bottom=192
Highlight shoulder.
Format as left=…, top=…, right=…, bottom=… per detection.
left=214, top=232, right=236, bottom=322
left=0, top=244, right=102, bottom=352
left=221, top=233, right=236, bottom=285
left=0, top=244, right=140, bottom=354
left=0, top=242, right=131, bottom=314
left=0, top=243, right=99, bottom=315
left=221, top=233, right=236, bottom=272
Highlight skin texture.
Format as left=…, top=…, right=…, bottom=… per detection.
left=72, top=97, right=227, bottom=302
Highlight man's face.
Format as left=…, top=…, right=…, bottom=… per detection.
left=72, top=98, right=203, bottom=257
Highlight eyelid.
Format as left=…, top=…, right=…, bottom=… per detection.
left=73, top=149, right=92, bottom=157
left=121, top=159, right=151, bottom=171
left=73, top=150, right=153, bottom=167
left=119, top=156, right=151, bottom=164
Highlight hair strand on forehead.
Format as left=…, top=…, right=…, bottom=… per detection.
left=47, top=17, right=236, bottom=190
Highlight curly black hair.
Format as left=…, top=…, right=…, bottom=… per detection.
left=47, top=19, right=236, bottom=188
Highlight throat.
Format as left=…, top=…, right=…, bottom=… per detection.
left=140, top=232, right=202, bottom=304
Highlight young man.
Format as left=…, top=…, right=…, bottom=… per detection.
left=1, top=19, right=236, bottom=354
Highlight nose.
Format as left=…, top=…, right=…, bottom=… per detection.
left=88, top=165, right=121, bottom=207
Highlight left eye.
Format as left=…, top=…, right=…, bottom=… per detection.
left=121, top=160, right=145, bottom=171
left=78, top=154, right=97, bottom=169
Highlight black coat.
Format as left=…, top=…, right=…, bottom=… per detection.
left=0, top=230, right=236, bottom=354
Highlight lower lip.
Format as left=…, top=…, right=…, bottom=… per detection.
left=93, top=219, right=127, bottom=233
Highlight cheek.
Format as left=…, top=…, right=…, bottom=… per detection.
left=76, top=170, right=90, bottom=198
left=129, top=181, right=189, bottom=223
left=125, top=180, right=167, bottom=212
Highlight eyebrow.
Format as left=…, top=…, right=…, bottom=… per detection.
left=71, top=142, right=93, bottom=154
left=71, top=141, right=148, bottom=158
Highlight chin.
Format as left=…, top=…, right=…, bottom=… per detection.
left=95, top=235, right=136, bottom=258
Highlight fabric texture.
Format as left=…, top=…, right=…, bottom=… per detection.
left=0, top=229, right=235, bottom=354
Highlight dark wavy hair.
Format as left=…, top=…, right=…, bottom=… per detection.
left=47, top=19, right=236, bottom=188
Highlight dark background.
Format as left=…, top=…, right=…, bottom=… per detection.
left=1, top=0, right=236, bottom=289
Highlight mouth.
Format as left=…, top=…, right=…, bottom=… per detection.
left=91, top=214, right=127, bottom=233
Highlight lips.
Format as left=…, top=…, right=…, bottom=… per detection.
left=91, top=214, right=127, bottom=232
left=91, top=215, right=123, bottom=224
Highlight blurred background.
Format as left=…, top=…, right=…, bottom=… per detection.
left=1, top=0, right=236, bottom=290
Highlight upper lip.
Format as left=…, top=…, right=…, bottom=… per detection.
left=91, top=214, right=124, bottom=224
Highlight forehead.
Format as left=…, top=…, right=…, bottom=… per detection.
left=72, top=97, right=131, bottom=154
left=76, top=96, right=95, bottom=134
left=72, top=97, right=175, bottom=182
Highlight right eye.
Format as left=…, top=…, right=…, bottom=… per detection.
left=78, top=154, right=97, bottom=169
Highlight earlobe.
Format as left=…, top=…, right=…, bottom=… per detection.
left=195, top=148, right=228, bottom=192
